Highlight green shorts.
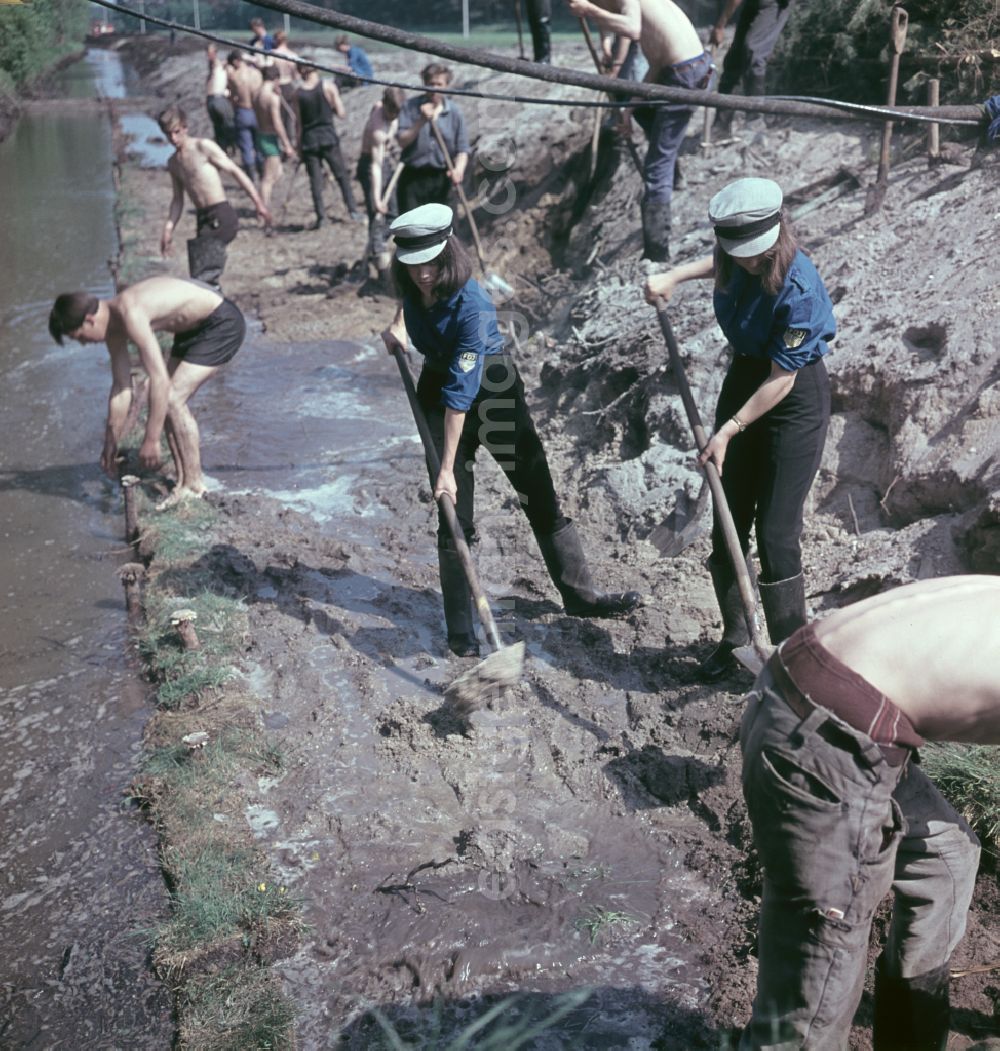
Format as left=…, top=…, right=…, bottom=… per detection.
left=259, top=133, right=281, bottom=158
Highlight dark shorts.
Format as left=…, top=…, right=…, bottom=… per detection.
left=195, top=200, right=238, bottom=243
left=171, top=298, right=246, bottom=368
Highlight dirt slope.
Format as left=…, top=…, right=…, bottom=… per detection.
left=111, top=33, right=999, bottom=1049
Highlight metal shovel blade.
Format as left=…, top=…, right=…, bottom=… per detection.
left=733, top=643, right=774, bottom=677
left=648, top=482, right=710, bottom=557
left=445, top=640, right=526, bottom=715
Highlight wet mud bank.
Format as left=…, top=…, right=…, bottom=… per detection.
left=110, top=32, right=1000, bottom=1048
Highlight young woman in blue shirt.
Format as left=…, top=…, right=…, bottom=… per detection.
left=646, top=178, right=834, bottom=681
left=382, top=204, right=640, bottom=657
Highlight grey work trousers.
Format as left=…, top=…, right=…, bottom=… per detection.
left=719, top=0, right=796, bottom=92
left=738, top=664, right=980, bottom=1049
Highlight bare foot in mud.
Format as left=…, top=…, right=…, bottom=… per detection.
left=155, top=486, right=206, bottom=512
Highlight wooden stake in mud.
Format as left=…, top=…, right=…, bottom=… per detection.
left=865, top=5, right=908, bottom=216
left=389, top=346, right=524, bottom=712
left=118, top=562, right=146, bottom=621
left=170, top=609, right=201, bottom=651
left=652, top=301, right=771, bottom=672
left=927, top=78, right=940, bottom=161
left=121, top=474, right=141, bottom=544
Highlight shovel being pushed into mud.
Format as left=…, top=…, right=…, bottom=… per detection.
left=652, top=300, right=772, bottom=675
left=389, top=345, right=525, bottom=711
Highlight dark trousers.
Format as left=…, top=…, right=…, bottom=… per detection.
left=719, top=0, right=796, bottom=94
left=711, top=354, right=829, bottom=583
left=206, top=95, right=236, bottom=152
left=234, top=105, right=262, bottom=179
left=416, top=357, right=563, bottom=547
left=398, top=165, right=452, bottom=214
left=302, top=140, right=357, bottom=219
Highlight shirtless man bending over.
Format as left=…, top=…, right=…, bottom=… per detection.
left=563, top=0, right=709, bottom=261
left=48, top=277, right=247, bottom=508
left=158, top=106, right=270, bottom=289
left=739, top=574, right=999, bottom=1050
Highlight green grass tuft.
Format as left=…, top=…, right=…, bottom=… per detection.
left=921, top=743, right=1000, bottom=858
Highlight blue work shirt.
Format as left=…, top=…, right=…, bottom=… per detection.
left=404, top=279, right=505, bottom=412
left=347, top=45, right=373, bottom=80
left=398, top=95, right=469, bottom=169
left=713, top=249, right=835, bottom=373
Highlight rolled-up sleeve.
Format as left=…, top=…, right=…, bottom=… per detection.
left=766, top=287, right=836, bottom=372
left=441, top=306, right=486, bottom=411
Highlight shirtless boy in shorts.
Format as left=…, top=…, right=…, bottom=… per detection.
left=48, top=276, right=246, bottom=508
left=253, top=65, right=296, bottom=230
left=158, top=106, right=271, bottom=289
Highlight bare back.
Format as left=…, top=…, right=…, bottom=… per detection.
left=814, top=576, right=1000, bottom=744
left=228, top=63, right=262, bottom=109
left=112, top=277, right=223, bottom=337
left=254, top=81, right=282, bottom=135
left=167, top=138, right=229, bottom=209
left=589, top=0, right=703, bottom=78
left=206, top=57, right=228, bottom=96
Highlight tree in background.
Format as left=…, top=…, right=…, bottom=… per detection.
left=770, top=0, right=999, bottom=105
left=0, top=0, right=87, bottom=93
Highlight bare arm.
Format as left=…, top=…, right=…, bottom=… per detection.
left=120, top=305, right=172, bottom=472
left=565, top=0, right=641, bottom=42
left=710, top=0, right=742, bottom=46
left=101, top=337, right=135, bottom=477
left=370, top=126, right=389, bottom=211
left=450, top=150, right=468, bottom=184
left=434, top=409, right=465, bottom=504
left=203, top=139, right=272, bottom=221
left=161, top=166, right=185, bottom=257
left=699, top=361, right=797, bottom=473
left=323, top=79, right=346, bottom=119
left=270, top=92, right=294, bottom=155
left=644, top=254, right=715, bottom=303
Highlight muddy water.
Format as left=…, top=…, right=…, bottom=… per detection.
left=0, top=52, right=172, bottom=1046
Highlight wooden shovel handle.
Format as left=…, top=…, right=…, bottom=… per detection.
left=429, top=118, right=488, bottom=271
left=654, top=301, right=770, bottom=658
left=379, top=161, right=403, bottom=214
left=890, top=5, right=908, bottom=54
left=390, top=346, right=503, bottom=653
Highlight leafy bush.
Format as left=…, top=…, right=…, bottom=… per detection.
left=771, top=0, right=1000, bottom=105
left=0, top=0, right=87, bottom=89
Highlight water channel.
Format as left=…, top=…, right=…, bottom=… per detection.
left=0, top=50, right=173, bottom=1047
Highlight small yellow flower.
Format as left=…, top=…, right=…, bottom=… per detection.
left=257, top=882, right=267, bottom=892
left=279, top=886, right=287, bottom=894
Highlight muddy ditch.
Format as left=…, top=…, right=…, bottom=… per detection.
left=105, top=32, right=1000, bottom=1049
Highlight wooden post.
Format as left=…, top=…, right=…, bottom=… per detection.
left=928, top=78, right=940, bottom=161
left=119, top=563, right=146, bottom=620
left=121, top=474, right=141, bottom=544
left=171, top=609, right=201, bottom=651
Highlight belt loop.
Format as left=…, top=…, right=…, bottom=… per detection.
left=795, top=707, right=828, bottom=738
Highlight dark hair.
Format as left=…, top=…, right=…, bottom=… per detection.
left=250, top=17, right=265, bottom=30
left=421, top=62, right=452, bottom=85
left=382, top=87, right=405, bottom=120
left=273, top=29, right=287, bottom=46
left=296, top=61, right=316, bottom=77
left=49, top=292, right=98, bottom=345
left=714, top=215, right=798, bottom=297
left=335, top=34, right=350, bottom=49
left=157, top=105, right=185, bottom=132
left=262, top=64, right=280, bottom=82
left=227, top=50, right=242, bottom=65
left=391, top=236, right=473, bottom=302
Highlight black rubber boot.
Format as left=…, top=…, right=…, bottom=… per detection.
left=872, top=956, right=951, bottom=1051
left=699, top=557, right=751, bottom=683
left=532, top=18, right=551, bottom=63
left=535, top=520, right=641, bottom=618
left=438, top=543, right=478, bottom=657
left=713, top=106, right=735, bottom=139
left=759, top=572, right=806, bottom=646
left=641, top=199, right=671, bottom=262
